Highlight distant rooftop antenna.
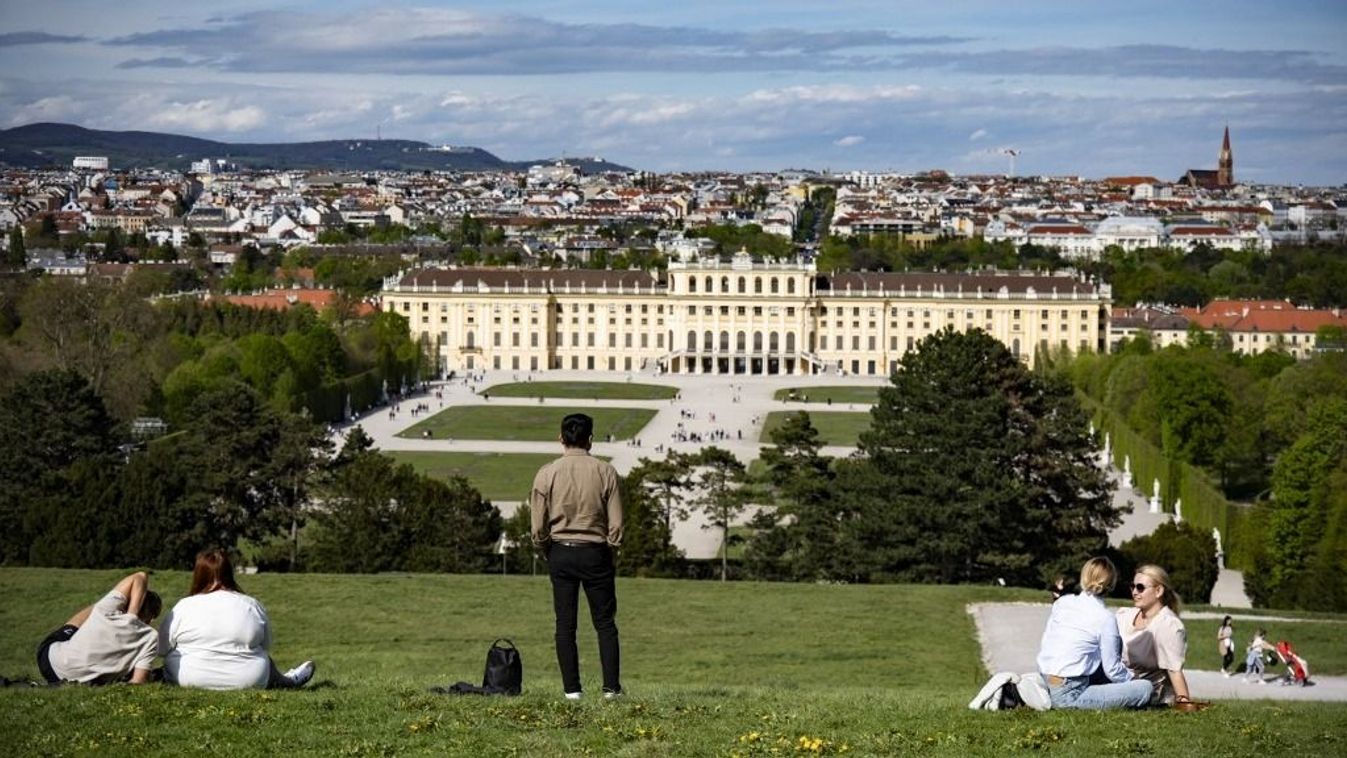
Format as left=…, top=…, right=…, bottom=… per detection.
left=1001, top=148, right=1019, bottom=178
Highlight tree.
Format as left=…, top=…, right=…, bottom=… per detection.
left=849, top=328, right=1118, bottom=586
left=6, top=225, right=25, bottom=268
left=690, top=447, right=750, bottom=582
left=616, top=466, right=685, bottom=576
left=168, top=382, right=287, bottom=558
left=1248, top=397, right=1347, bottom=608
left=15, top=277, right=159, bottom=418
left=633, top=451, right=696, bottom=536
left=308, top=452, right=410, bottom=573
left=744, top=411, right=856, bottom=581
left=0, top=370, right=121, bottom=564
left=264, top=412, right=334, bottom=571
left=1117, top=521, right=1219, bottom=604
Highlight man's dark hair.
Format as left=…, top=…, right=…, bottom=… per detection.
left=141, top=590, right=163, bottom=622
left=561, top=413, right=594, bottom=448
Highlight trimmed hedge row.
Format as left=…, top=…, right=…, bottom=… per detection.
left=1084, top=396, right=1254, bottom=570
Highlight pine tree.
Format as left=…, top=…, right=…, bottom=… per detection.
left=6, top=225, right=26, bottom=269
left=848, top=328, right=1118, bottom=586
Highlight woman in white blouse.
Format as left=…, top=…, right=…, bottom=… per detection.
left=159, top=549, right=316, bottom=690
left=1117, top=564, right=1193, bottom=706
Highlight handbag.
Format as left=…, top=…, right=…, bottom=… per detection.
left=482, top=639, right=522, bottom=695
left=428, top=638, right=523, bottom=696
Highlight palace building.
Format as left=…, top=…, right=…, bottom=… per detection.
left=382, top=252, right=1112, bottom=376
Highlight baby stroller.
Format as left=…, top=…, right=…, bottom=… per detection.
left=1274, top=641, right=1311, bottom=686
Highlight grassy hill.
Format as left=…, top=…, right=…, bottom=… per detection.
left=2, top=569, right=1345, bottom=756
left=0, top=123, right=632, bottom=173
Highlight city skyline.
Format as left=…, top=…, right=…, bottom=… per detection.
left=2, top=1, right=1345, bottom=184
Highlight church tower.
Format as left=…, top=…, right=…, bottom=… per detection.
left=1217, top=126, right=1233, bottom=186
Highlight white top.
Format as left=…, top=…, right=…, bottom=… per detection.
left=1118, top=606, right=1187, bottom=704
left=1036, top=592, right=1132, bottom=682
left=49, top=591, right=158, bottom=684
left=160, top=590, right=272, bottom=690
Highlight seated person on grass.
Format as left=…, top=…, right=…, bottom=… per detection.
left=159, top=548, right=315, bottom=690
left=36, top=571, right=161, bottom=685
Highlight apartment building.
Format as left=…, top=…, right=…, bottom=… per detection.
left=382, top=252, right=1113, bottom=376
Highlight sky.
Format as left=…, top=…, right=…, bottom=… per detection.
left=2, top=1, right=1345, bottom=184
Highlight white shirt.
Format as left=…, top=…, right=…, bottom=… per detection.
left=159, top=591, right=272, bottom=690
left=49, top=591, right=158, bottom=684
left=1036, top=591, right=1133, bottom=682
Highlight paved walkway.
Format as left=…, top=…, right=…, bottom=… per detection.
left=336, top=369, right=884, bottom=559
left=967, top=602, right=1347, bottom=701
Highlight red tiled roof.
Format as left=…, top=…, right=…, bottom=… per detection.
left=213, top=289, right=375, bottom=315
left=1184, top=299, right=1347, bottom=333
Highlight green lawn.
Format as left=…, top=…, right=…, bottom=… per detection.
left=388, top=451, right=610, bottom=503
left=483, top=381, right=678, bottom=400
left=772, top=386, right=882, bottom=404
left=760, top=411, right=872, bottom=446
left=397, top=405, right=657, bottom=442
left=2, top=569, right=1345, bottom=756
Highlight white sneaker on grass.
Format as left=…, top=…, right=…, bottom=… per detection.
left=283, top=661, right=315, bottom=688
left=603, top=689, right=624, bottom=700
left=564, top=692, right=582, bottom=701
left=968, top=672, right=1017, bottom=711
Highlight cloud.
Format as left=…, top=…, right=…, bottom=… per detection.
left=103, top=8, right=971, bottom=75
left=2, top=75, right=1344, bottom=184
left=130, top=97, right=267, bottom=133
left=0, top=31, right=88, bottom=47
left=93, top=9, right=1347, bottom=86
left=116, top=57, right=205, bottom=69
left=968, top=128, right=987, bottom=141
left=834, top=135, right=865, bottom=147
left=906, top=44, right=1347, bottom=85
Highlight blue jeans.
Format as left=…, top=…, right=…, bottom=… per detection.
left=1045, top=674, right=1152, bottom=710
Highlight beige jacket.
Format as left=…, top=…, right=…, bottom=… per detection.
left=530, top=448, right=624, bottom=547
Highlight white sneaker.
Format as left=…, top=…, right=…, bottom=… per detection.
left=282, top=661, right=315, bottom=688
left=563, top=691, right=582, bottom=701
left=603, top=689, right=624, bottom=699
left=968, top=672, right=1017, bottom=711
left=1016, top=674, right=1052, bottom=711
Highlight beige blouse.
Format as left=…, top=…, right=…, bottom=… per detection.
left=1117, top=606, right=1187, bottom=704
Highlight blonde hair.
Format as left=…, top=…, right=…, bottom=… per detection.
left=1078, top=556, right=1117, bottom=596
left=1136, top=564, right=1182, bottom=615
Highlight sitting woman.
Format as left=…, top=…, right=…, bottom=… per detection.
left=1116, top=564, right=1191, bottom=706
left=1036, top=556, right=1153, bottom=709
left=159, top=548, right=316, bottom=690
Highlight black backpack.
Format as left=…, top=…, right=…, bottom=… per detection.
left=431, top=639, right=522, bottom=696
left=482, top=639, right=522, bottom=695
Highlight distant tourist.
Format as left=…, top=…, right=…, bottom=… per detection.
left=1035, top=557, right=1152, bottom=709
left=1244, top=627, right=1274, bottom=684
left=159, top=549, right=315, bottom=690
left=1218, top=615, right=1236, bottom=676
left=530, top=413, right=624, bottom=700
left=36, top=571, right=161, bottom=685
left=1117, top=564, right=1193, bottom=706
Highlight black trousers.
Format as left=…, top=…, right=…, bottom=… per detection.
left=548, top=543, right=620, bottom=694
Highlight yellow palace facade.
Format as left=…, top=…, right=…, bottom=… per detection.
left=381, top=252, right=1112, bottom=376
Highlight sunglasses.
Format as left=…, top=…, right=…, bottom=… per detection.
left=1131, top=583, right=1153, bottom=593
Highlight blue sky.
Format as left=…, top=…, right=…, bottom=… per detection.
left=2, top=1, right=1345, bottom=183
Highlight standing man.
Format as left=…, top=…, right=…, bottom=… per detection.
left=531, top=413, right=624, bottom=700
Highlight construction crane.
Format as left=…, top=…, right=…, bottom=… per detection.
left=1000, top=148, right=1019, bottom=178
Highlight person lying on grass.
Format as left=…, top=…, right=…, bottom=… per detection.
left=159, top=548, right=315, bottom=690
left=36, top=571, right=161, bottom=685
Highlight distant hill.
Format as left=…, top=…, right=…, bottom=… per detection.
left=0, top=123, right=632, bottom=174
